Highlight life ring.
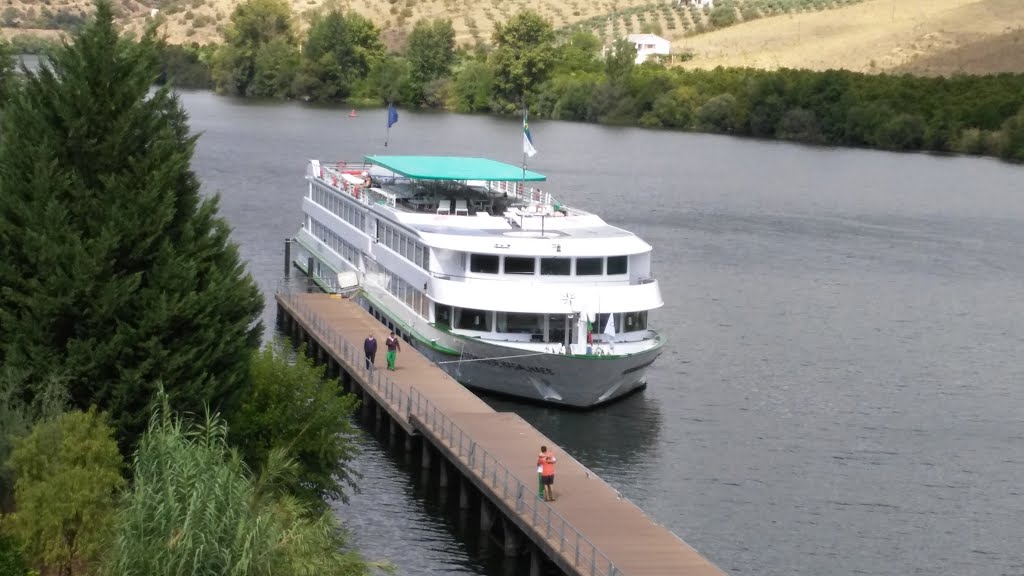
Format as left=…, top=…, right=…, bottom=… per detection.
left=596, top=347, right=605, bottom=356
left=354, top=189, right=360, bottom=199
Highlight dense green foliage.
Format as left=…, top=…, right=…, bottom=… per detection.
left=152, top=5, right=1024, bottom=161
left=0, top=372, right=66, bottom=512
left=156, top=42, right=216, bottom=89
left=1, top=5, right=371, bottom=574
left=0, top=2, right=264, bottom=454
left=230, top=342, right=361, bottom=512
left=0, top=534, right=25, bottom=576
left=405, top=19, right=456, bottom=106
left=3, top=409, right=124, bottom=575
left=105, top=394, right=371, bottom=576
left=0, top=40, right=19, bottom=108
left=489, top=11, right=556, bottom=111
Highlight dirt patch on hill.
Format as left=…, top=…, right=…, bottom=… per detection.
left=897, top=28, right=1024, bottom=75
left=674, top=0, right=1024, bottom=75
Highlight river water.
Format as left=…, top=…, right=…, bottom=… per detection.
left=175, top=89, right=1024, bottom=576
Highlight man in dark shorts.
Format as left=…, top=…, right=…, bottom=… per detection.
left=537, top=445, right=557, bottom=501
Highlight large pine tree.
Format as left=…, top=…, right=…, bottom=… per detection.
left=0, top=1, right=264, bottom=450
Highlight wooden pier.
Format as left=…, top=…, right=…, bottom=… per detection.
left=276, top=290, right=726, bottom=576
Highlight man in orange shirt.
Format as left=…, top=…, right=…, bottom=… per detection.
left=537, top=445, right=557, bottom=501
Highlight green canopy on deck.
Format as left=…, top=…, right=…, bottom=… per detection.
left=365, top=155, right=546, bottom=182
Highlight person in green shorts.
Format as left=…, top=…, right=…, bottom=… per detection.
left=385, top=331, right=401, bottom=370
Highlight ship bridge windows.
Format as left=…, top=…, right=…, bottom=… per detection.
left=503, top=256, right=536, bottom=275
left=540, top=257, right=571, bottom=276
left=575, top=257, right=603, bottom=276
left=469, top=253, right=500, bottom=274
left=607, top=255, right=628, bottom=275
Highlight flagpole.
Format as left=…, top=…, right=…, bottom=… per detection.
left=521, top=100, right=527, bottom=201
left=385, top=101, right=391, bottom=148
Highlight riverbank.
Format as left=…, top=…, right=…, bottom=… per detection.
left=156, top=39, right=1024, bottom=163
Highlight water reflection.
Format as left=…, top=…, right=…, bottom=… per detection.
left=483, top=390, right=662, bottom=475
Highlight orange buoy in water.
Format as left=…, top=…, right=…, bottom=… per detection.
left=349, top=109, right=357, bottom=118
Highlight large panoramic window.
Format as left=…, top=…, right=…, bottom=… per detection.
left=607, top=255, right=628, bottom=275
left=496, top=312, right=544, bottom=336
left=455, top=307, right=490, bottom=331
left=575, top=257, right=604, bottom=276
left=540, top=257, right=571, bottom=276
left=503, top=256, right=535, bottom=275
left=470, top=254, right=500, bottom=274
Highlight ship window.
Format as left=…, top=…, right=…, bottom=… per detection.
left=423, top=249, right=430, bottom=271
left=576, top=257, right=603, bottom=276
left=504, top=256, right=535, bottom=275
left=470, top=254, right=500, bottom=274
left=455, top=307, right=490, bottom=331
left=385, top=226, right=393, bottom=248
left=607, top=255, right=628, bottom=275
left=496, top=312, right=544, bottom=336
left=435, top=304, right=451, bottom=328
left=540, top=257, right=571, bottom=275
left=623, top=311, right=647, bottom=332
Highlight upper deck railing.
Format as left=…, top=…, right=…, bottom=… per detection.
left=275, top=286, right=624, bottom=576
left=308, top=160, right=563, bottom=214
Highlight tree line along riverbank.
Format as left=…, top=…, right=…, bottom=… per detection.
left=9, top=0, right=1024, bottom=162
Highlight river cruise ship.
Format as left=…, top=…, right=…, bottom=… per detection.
left=290, top=155, right=664, bottom=407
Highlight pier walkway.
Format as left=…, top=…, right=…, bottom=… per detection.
left=277, top=290, right=726, bottom=576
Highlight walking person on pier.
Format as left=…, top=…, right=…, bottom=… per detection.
left=385, top=331, right=401, bottom=370
left=363, top=333, right=377, bottom=370
left=538, top=445, right=557, bottom=501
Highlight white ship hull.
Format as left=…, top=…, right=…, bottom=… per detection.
left=290, top=244, right=662, bottom=408
left=356, top=291, right=663, bottom=408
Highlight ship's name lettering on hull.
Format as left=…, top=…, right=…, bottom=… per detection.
left=460, top=352, right=555, bottom=376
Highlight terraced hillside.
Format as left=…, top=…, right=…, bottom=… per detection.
left=558, top=0, right=865, bottom=42
left=1, top=0, right=1019, bottom=76
left=0, top=0, right=862, bottom=48
left=674, top=0, right=1024, bottom=74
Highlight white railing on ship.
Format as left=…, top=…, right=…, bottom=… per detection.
left=274, top=287, right=624, bottom=576
left=313, top=162, right=397, bottom=209
left=491, top=180, right=553, bottom=207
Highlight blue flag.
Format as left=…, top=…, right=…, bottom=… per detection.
left=387, top=104, right=399, bottom=129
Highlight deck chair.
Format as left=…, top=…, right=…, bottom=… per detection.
left=454, top=199, right=469, bottom=216
left=436, top=199, right=451, bottom=215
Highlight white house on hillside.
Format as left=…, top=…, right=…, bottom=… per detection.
left=625, top=34, right=671, bottom=64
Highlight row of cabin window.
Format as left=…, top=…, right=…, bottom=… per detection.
left=440, top=307, right=648, bottom=334
left=468, top=254, right=628, bottom=276
left=376, top=221, right=430, bottom=270
left=310, top=218, right=360, bottom=265
left=314, top=183, right=366, bottom=231
left=382, top=268, right=430, bottom=318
